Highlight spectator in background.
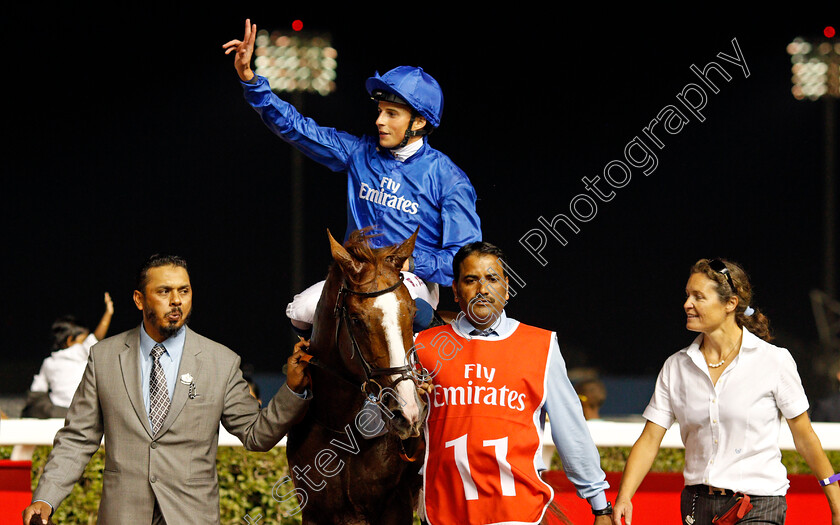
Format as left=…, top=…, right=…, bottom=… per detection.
left=576, top=378, right=607, bottom=421
left=244, top=374, right=261, bottom=405
left=22, top=293, right=114, bottom=418
left=811, top=358, right=840, bottom=423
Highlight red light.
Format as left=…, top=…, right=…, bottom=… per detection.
left=826, top=26, right=836, bottom=38
left=292, top=19, right=304, bottom=31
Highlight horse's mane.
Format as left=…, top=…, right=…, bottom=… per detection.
left=336, top=228, right=403, bottom=287
left=344, top=227, right=401, bottom=264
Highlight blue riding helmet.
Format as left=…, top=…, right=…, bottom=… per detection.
left=366, top=66, right=444, bottom=130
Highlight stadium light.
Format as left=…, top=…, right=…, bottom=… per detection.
left=788, top=33, right=838, bottom=301
left=253, top=24, right=337, bottom=316
left=254, top=30, right=337, bottom=96
left=787, top=37, right=840, bottom=100
left=790, top=30, right=840, bottom=395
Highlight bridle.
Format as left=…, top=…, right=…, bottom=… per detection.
left=303, top=273, right=424, bottom=402
left=337, top=273, right=423, bottom=399
left=301, top=272, right=428, bottom=461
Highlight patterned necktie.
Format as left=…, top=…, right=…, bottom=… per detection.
left=470, top=329, right=494, bottom=337
left=149, top=344, right=170, bottom=435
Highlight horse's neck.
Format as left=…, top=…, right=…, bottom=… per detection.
left=307, top=264, right=370, bottom=421
left=310, top=264, right=341, bottom=358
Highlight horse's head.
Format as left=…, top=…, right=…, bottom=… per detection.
left=328, top=228, right=427, bottom=440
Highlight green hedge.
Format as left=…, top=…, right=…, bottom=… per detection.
left=564, top=446, right=840, bottom=474
left=3, top=446, right=840, bottom=524
left=2, top=446, right=302, bottom=525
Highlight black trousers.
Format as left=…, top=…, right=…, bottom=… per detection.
left=680, top=485, right=787, bottom=524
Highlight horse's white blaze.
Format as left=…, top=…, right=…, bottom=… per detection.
left=373, top=293, right=421, bottom=426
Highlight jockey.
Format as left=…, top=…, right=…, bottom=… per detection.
left=224, top=20, right=482, bottom=336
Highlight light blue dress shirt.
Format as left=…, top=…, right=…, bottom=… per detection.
left=139, top=323, right=186, bottom=430
left=449, top=311, right=610, bottom=511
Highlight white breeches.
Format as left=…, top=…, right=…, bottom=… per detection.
left=285, top=271, right=440, bottom=325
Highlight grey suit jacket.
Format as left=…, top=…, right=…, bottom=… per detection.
left=32, top=326, right=309, bottom=524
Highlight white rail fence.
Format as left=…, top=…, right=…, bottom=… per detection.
left=4, top=419, right=840, bottom=466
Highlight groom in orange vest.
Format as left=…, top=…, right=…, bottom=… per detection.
left=414, top=241, right=612, bottom=525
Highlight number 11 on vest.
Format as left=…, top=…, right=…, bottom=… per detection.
left=445, top=434, right=516, bottom=500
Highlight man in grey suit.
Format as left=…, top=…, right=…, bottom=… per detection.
left=23, top=254, right=311, bottom=524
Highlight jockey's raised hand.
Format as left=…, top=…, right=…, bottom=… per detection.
left=222, top=18, right=256, bottom=82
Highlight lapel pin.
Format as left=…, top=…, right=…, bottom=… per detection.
left=180, top=373, right=198, bottom=398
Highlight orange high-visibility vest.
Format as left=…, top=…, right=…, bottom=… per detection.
left=416, top=323, right=555, bottom=525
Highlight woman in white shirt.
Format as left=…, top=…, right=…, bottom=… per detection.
left=612, top=259, right=840, bottom=525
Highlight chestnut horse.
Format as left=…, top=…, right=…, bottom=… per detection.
left=285, top=229, right=428, bottom=525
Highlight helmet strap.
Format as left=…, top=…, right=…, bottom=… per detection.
left=393, top=113, right=432, bottom=149
left=395, top=114, right=418, bottom=149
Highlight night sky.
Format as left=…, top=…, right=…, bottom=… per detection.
left=2, top=8, right=837, bottom=397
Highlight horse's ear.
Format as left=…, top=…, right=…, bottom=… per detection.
left=389, top=227, right=418, bottom=270
left=328, top=229, right=364, bottom=277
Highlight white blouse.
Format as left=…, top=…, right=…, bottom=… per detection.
left=30, top=333, right=98, bottom=408
left=643, top=328, right=809, bottom=495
